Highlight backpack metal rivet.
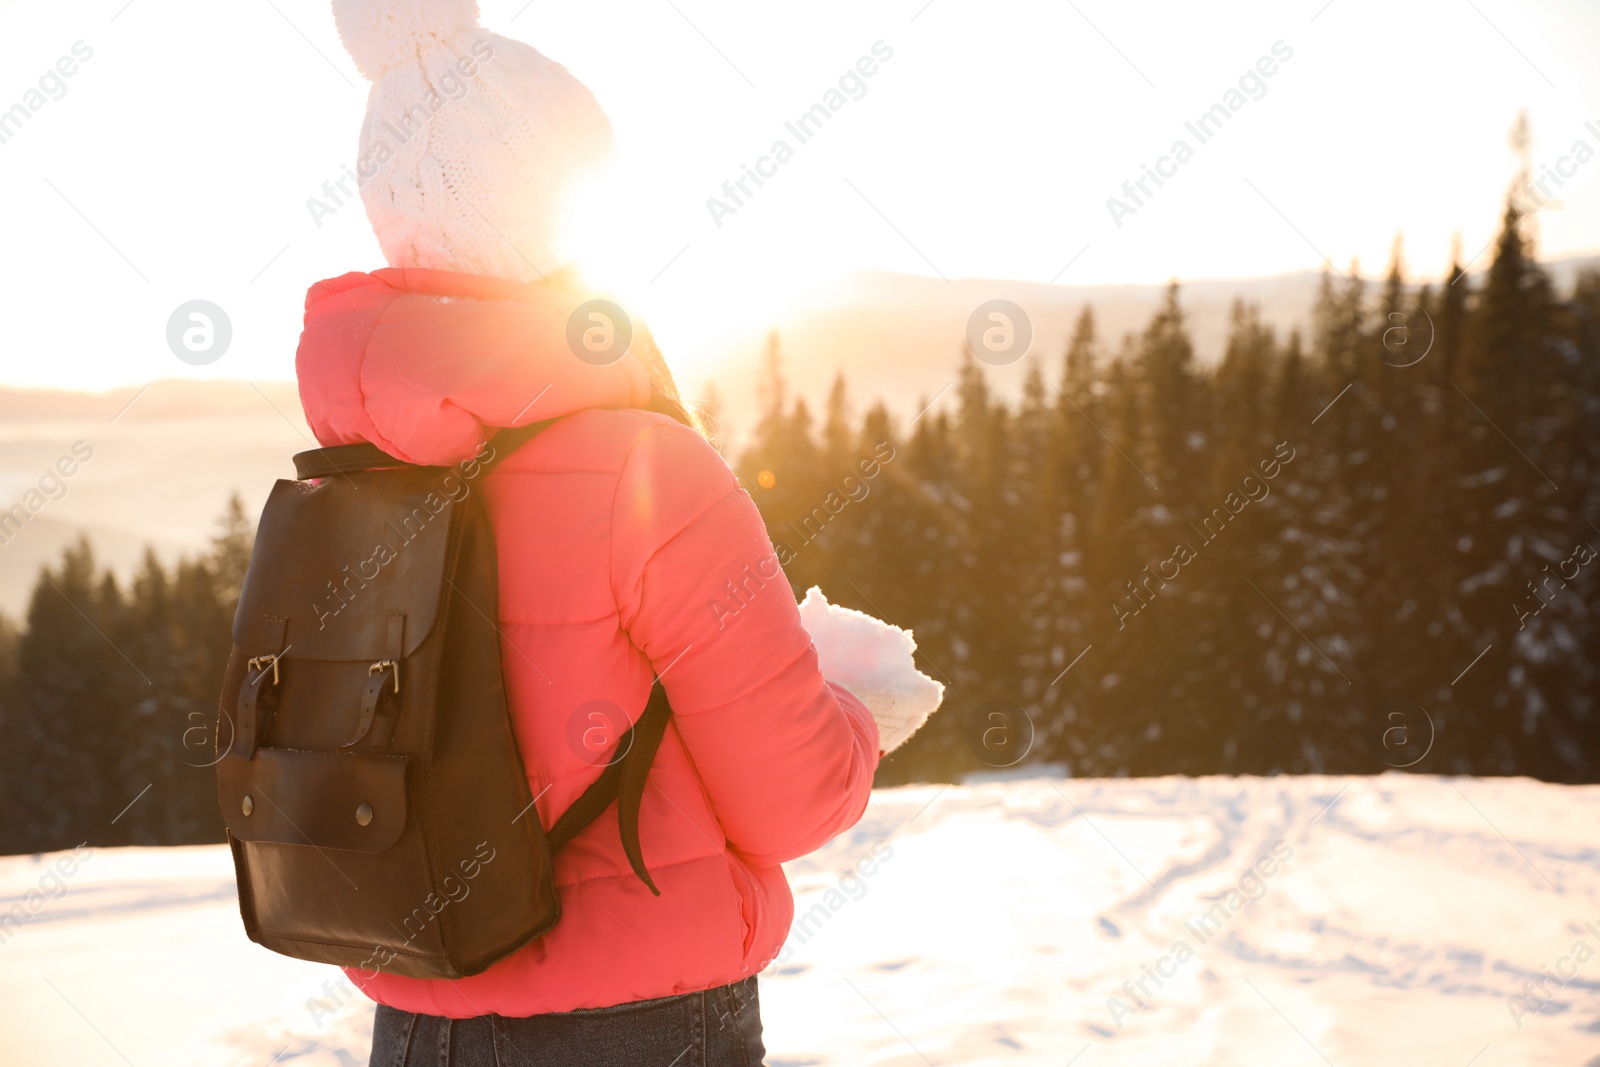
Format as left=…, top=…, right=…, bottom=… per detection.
left=356, top=804, right=374, bottom=826
left=241, top=795, right=254, bottom=817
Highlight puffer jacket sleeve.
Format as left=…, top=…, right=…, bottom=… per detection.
left=610, top=418, right=881, bottom=866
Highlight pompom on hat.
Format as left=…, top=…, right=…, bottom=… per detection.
left=331, top=0, right=613, bottom=282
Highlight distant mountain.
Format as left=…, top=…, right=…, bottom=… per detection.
left=0, top=379, right=302, bottom=423
left=684, top=252, right=1600, bottom=446
left=0, top=381, right=308, bottom=617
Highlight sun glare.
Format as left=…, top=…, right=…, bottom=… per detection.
left=557, top=164, right=716, bottom=377
left=557, top=164, right=640, bottom=296
left=556, top=163, right=824, bottom=390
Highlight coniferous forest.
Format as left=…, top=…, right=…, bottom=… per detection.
left=2, top=200, right=1598, bottom=854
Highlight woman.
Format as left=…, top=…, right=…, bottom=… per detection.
left=304, top=3, right=942, bottom=1063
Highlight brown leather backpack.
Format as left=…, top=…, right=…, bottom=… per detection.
left=215, top=421, right=669, bottom=979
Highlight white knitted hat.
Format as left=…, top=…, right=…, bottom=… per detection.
left=332, top=0, right=613, bottom=282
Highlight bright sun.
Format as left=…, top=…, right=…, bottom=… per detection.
left=556, top=162, right=817, bottom=392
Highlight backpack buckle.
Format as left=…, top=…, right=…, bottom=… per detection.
left=368, top=659, right=400, bottom=694
left=247, top=654, right=282, bottom=686
left=236, top=635, right=289, bottom=761
left=345, top=659, right=403, bottom=749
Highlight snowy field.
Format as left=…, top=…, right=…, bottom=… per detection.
left=2, top=773, right=1599, bottom=1066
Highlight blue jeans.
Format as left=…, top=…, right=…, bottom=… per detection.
left=367, top=977, right=766, bottom=1066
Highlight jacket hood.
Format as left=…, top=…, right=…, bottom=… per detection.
left=295, top=267, right=652, bottom=465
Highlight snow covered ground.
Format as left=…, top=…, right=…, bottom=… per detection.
left=3, top=773, right=1598, bottom=1066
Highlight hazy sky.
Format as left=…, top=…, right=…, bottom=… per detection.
left=1, top=0, right=1598, bottom=390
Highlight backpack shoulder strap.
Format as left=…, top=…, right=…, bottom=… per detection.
left=545, top=680, right=673, bottom=896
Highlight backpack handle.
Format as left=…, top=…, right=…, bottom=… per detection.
left=291, top=389, right=694, bottom=481
left=292, top=421, right=554, bottom=481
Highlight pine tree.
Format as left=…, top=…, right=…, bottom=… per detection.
left=1030, top=312, right=1100, bottom=769
left=1072, top=343, right=1153, bottom=774
left=7, top=539, right=144, bottom=848
left=1197, top=301, right=1280, bottom=770
left=0, top=614, right=23, bottom=851
left=1449, top=201, right=1583, bottom=777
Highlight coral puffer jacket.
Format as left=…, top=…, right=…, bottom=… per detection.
left=294, top=267, right=880, bottom=1017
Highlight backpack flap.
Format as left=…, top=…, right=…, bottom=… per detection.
left=218, top=747, right=410, bottom=854
left=232, top=469, right=462, bottom=666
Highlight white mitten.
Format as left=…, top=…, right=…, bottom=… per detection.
left=798, top=587, right=945, bottom=754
